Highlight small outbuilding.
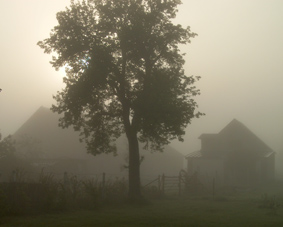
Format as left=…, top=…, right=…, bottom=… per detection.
left=186, top=119, right=275, bottom=187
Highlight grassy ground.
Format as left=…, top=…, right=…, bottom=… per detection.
left=1, top=193, right=283, bottom=227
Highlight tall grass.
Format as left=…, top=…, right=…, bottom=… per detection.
left=0, top=171, right=131, bottom=216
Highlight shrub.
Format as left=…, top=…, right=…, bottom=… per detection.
left=259, top=193, right=281, bottom=215
left=0, top=172, right=132, bottom=216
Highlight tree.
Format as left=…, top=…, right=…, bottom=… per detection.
left=0, top=135, right=16, bottom=158
left=38, top=0, right=203, bottom=200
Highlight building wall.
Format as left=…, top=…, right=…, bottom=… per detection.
left=187, top=153, right=275, bottom=188
left=260, top=153, right=275, bottom=181
left=187, top=158, right=224, bottom=187
left=224, top=158, right=261, bottom=186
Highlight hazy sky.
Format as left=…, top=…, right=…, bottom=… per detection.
left=1, top=0, right=282, bottom=154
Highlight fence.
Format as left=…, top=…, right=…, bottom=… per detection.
left=2, top=168, right=208, bottom=196
left=0, top=171, right=129, bottom=215
left=143, top=171, right=189, bottom=196
left=0, top=168, right=126, bottom=183
left=142, top=170, right=208, bottom=196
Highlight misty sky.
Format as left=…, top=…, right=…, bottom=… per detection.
left=0, top=0, right=282, bottom=154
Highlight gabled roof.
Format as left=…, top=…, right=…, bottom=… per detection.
left=13, top=106, right=86, bottom=159
left=217, top=119, right=274, bottom=157
left=187, top=119, right=274, bottom=159
left=13, top=106, right=184, bottom=176
left=198, top=133, right=217, bottom=139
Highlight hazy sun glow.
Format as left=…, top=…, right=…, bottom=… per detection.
left=0, top=0, right=282, bottom=160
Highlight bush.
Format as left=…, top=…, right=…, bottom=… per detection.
left=0, top=172, right=131, bottom=216
left=259, top=193, right=281, bottom=215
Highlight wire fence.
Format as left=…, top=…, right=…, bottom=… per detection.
left=1, top=169, right=205, bottom=196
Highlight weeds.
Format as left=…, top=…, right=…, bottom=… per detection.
left=259, top=193, right=281, bottom=215
left=0, top=171, right=131, bottom=216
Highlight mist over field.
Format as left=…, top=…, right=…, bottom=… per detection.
left=1, top=1, right=283, bottom=226
left=1, top=1, right=283, bottom=173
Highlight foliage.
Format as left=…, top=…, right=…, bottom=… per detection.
left=38, top=0, right=203, bottom=198
left=0, top=187, right=8, bottom=217
left=1, top=175, right=283, bottom=226
left=38, top=0, right=202, bottom=153
left=0, top=173, right=131, bottom=216
left=82, top=179, right=100, bottom=205
left=2, top=194, right=283, bottom=226
left=0, top=135, right=16, bottom=157
left=259, top=193, right=281, bottom=215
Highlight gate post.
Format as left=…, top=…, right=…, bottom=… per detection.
left=158, top=175, right=161, bottom=193
left=162, top=174, right=165, bottom=195
left=179, top=171, right=182, bottom=196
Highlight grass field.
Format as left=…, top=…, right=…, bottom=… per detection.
left=1, top=193, right=283, bottom=227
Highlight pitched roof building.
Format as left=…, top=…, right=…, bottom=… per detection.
left=186, top=119, right=275, bottom=187
left=11, top=106, right=184, bottom=180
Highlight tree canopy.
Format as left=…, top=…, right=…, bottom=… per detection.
left=38, top=0, right=203, bottom=198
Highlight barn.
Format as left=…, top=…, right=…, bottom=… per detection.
left=11, top=106, right=183, bottom=181
left=186, top=119, right=275, bottom=187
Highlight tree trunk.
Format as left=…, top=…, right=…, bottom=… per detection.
left=127, top=131, right=142, bottom=200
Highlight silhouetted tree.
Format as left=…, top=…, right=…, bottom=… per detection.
left=38, top=0, right=203, bottom=200
left=0, top=135, right=16, bottom=158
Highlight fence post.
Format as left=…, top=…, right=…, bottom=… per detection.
left=158, top=175, right=161, bottom=193
left=64, top=171, right=68, bottom=185
left=101, top=172, right=106, bottom=198
left=12, top=170, right=16, bottom=182
left=102, top=172, right=106, bottom=189
left=162, top=174, right=165, bottom=195
left=179, top=171, right=181, bottom=196
left=212, top=177, right=215, bottom=198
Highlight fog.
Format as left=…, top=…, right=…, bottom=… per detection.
left=1, top=0, right=282, bottom=162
